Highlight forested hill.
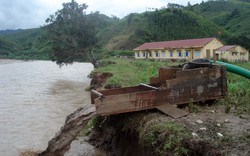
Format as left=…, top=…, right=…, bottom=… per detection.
left=100, top=9, right=224, bottom=50
left=0, top=0, right=249, bottom=60
left=190, top=0, right=250, bottom=37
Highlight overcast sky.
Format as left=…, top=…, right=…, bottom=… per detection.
left=0, top=0, right=203, bottom=30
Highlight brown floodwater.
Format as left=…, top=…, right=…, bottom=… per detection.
left=0, top=61, right=94, bottom=156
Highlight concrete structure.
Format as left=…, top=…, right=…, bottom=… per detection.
left=133, top=37, right=224, bottom=60
left=215, top=45, right=249, bottom=62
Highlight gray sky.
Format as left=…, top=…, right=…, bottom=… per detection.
left=0, top=0, right=203, bottom=30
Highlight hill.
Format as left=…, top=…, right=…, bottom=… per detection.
left=0, top=28, right=51, bottom=59
left=0, top=29, right=23, bottom=36
left=191, top=0, right=250, bottom=37
left=0, top=1, right=250, bottom=59
left=0, top=38, right=21, bottom=57
left=100, top=8, right=226, bottom=50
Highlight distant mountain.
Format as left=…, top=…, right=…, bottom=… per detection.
left=0, top=29, right=23, bottom=36
left=0, top=28, right=50, bottom=60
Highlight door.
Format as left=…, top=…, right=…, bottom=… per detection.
left=206, top=49, right=210, bottom=59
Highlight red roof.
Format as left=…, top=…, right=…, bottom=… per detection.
left=134, top=37, right=216, bottom=50
left=216, top=45, right=236, bottom=51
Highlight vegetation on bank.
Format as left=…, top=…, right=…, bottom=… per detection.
left=94, top=59, right=172, bottom=87
left=219, top=61, right=250, bottom=114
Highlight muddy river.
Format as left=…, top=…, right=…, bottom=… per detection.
left=0, top=60, right=93, bottom=156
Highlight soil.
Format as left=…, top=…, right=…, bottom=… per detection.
left=88, top=105, right=250, bottom=156
left=90, top=72, right=113, bottom=90
left=177, top=104, right=250, bottom=156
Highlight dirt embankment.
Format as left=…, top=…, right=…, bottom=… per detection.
left=90, top=72, right=113, bottom=90
left=88, top=72, right=250, bottom=156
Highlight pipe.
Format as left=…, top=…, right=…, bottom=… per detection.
left=210, top=60, right=250, bottom=79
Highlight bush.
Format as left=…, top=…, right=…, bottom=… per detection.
left=104, top=77, right=122, bottom=89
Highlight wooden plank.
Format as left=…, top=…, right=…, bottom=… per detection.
left=94, top=86, right=223, bottom=115
left=165, top=76, right=222, bottom=89
left=150, top=77, right=160, bottom=84
left=176, top=66, right=221, bottom=80
left=92, top=66, right=227, bottom=115
left=159, top=67, right=179, bottom=82
left=156, top=104, right=188, bottom=118
left=91, top=85, right=155, bottom=104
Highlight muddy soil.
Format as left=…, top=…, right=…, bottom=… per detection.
left=178, top=104, right=250, bottom=156
left=88, top=105, right=250, bottom=156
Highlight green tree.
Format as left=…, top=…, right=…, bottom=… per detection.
left=45, top=0, right=98, bottom=67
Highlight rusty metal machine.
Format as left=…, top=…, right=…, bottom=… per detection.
left=91, top=61, right=227, bottom=118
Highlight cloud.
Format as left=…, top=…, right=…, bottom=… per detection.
left=0, top=0, right=202, bottom=30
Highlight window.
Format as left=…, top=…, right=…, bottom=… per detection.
left=178, top=51, right=182, bottom=57
left=136, top=52, right=140, bottom=57
left=185, top=51, right=190, bottom=57
left=195, top=51, right=201, bottom=58
left=169, top=52, right=173, bottom=57
left=232, top=52, right=237, bottom=56
left=240, top=53, right=245, bottom=56
left=149, top=52, right=152, bottom=57
left=155, top=52, right=159, bottom=57
left=161, top=51, right=166, bottom=58
left=143, top=52, right=146, bottom=57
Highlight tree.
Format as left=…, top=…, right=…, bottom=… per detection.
left=45, top=0, right=98, bottom=67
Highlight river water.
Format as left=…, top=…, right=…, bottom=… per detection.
left=0, top=60, right=93, bottom=156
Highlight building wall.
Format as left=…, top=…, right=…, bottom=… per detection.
left=201, top=38, right=224, bottom=59
left=134, top=38, right=224, bottom=60
left=216, top=46, right=249, bottom=62
left=135, top=49, right=193, bottom=60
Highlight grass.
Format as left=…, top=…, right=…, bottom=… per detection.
left=218, top=61, right=250, bottom=115
left=95, top=58, right=179, bottom=87
left=138, top=119, right=190, bottom=156
left=79, top=116, right=103, bottom=136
